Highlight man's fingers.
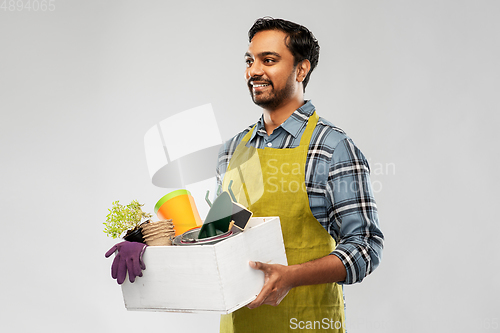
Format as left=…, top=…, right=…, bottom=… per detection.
left=246, top=262, right=291, bottom=308
left=249, top=261, right=268, bottom=271
left=247, top=282, right=272, bottom=309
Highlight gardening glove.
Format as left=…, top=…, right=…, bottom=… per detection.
left=105, top=241, right=147, bottom=284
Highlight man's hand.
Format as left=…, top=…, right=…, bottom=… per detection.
left=247, top=261, right=295, bottom=309
left=246, top=255, right=347, bottom=309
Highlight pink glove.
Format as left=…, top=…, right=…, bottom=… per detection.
left=105, top=241, right=147, bottom=284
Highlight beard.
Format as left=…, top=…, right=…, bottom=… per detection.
left=248, top=70, right=296, bottom=110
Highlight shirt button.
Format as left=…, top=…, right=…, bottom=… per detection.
left=267, top=142, right=272, bottom=147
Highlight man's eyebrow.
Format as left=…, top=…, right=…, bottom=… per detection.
left=259, top=51, right=281, bottom=58
left=244, top=51, right=282, bottom=59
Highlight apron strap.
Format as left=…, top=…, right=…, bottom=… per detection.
left=240, top=124, right=256, bottom=144
left=299, top=111, right=319, bottom=147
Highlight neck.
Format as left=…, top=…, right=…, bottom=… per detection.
left=262, top=96, right=305, bottom=136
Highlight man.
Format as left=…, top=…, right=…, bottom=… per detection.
left=216, top=17, right=384, bottom=332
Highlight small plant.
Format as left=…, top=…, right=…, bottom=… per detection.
left=103, top=200, right=152, bottom=239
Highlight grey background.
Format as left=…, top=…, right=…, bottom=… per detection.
left=1, top=0, right=499, bottom=332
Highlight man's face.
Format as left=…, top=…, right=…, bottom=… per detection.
left=245, top=30, right=299, bottom=110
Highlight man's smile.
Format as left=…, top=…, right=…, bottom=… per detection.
left=249, top=80, right=272, bottom=93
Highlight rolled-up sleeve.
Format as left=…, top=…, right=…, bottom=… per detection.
left=327, top=138, right=384, bottom=284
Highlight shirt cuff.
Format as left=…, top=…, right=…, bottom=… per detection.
left=330, top=243, right=372, bottom=285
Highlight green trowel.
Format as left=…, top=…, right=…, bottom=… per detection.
left=198, top=180, right=253, bottom=239
left=198, top=191, right=233, bottom=239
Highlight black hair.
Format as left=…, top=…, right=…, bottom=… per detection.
left=248, top=17, right=320, bottom=91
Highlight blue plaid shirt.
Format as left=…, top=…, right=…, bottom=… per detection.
left=216, top=100, right=384, bottom=284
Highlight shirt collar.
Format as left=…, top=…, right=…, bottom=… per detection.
left=250, top=100, right=316, bottom=142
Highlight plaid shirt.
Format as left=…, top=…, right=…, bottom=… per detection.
left=216, top=100, right=384, bottom=284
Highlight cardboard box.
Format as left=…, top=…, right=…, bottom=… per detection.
left=121, top=216, right=287, bottom=314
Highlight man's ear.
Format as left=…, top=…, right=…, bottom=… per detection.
left=296, top=59, right=311, bottom=82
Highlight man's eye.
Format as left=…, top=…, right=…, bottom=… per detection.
left=245, top=59, right=253, bottom=66
left=264, top=58, right=275, bottom=64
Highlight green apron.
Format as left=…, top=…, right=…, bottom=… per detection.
left=220, top=112, right=345, bottom=332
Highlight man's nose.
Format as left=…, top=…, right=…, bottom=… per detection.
left=246, top=60, right=264, bottom=79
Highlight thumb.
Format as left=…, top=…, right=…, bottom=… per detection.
left=249, top=261, right=266, bottom=271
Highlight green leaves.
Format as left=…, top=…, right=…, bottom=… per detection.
left=103, top=200, right=152, bottom=239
